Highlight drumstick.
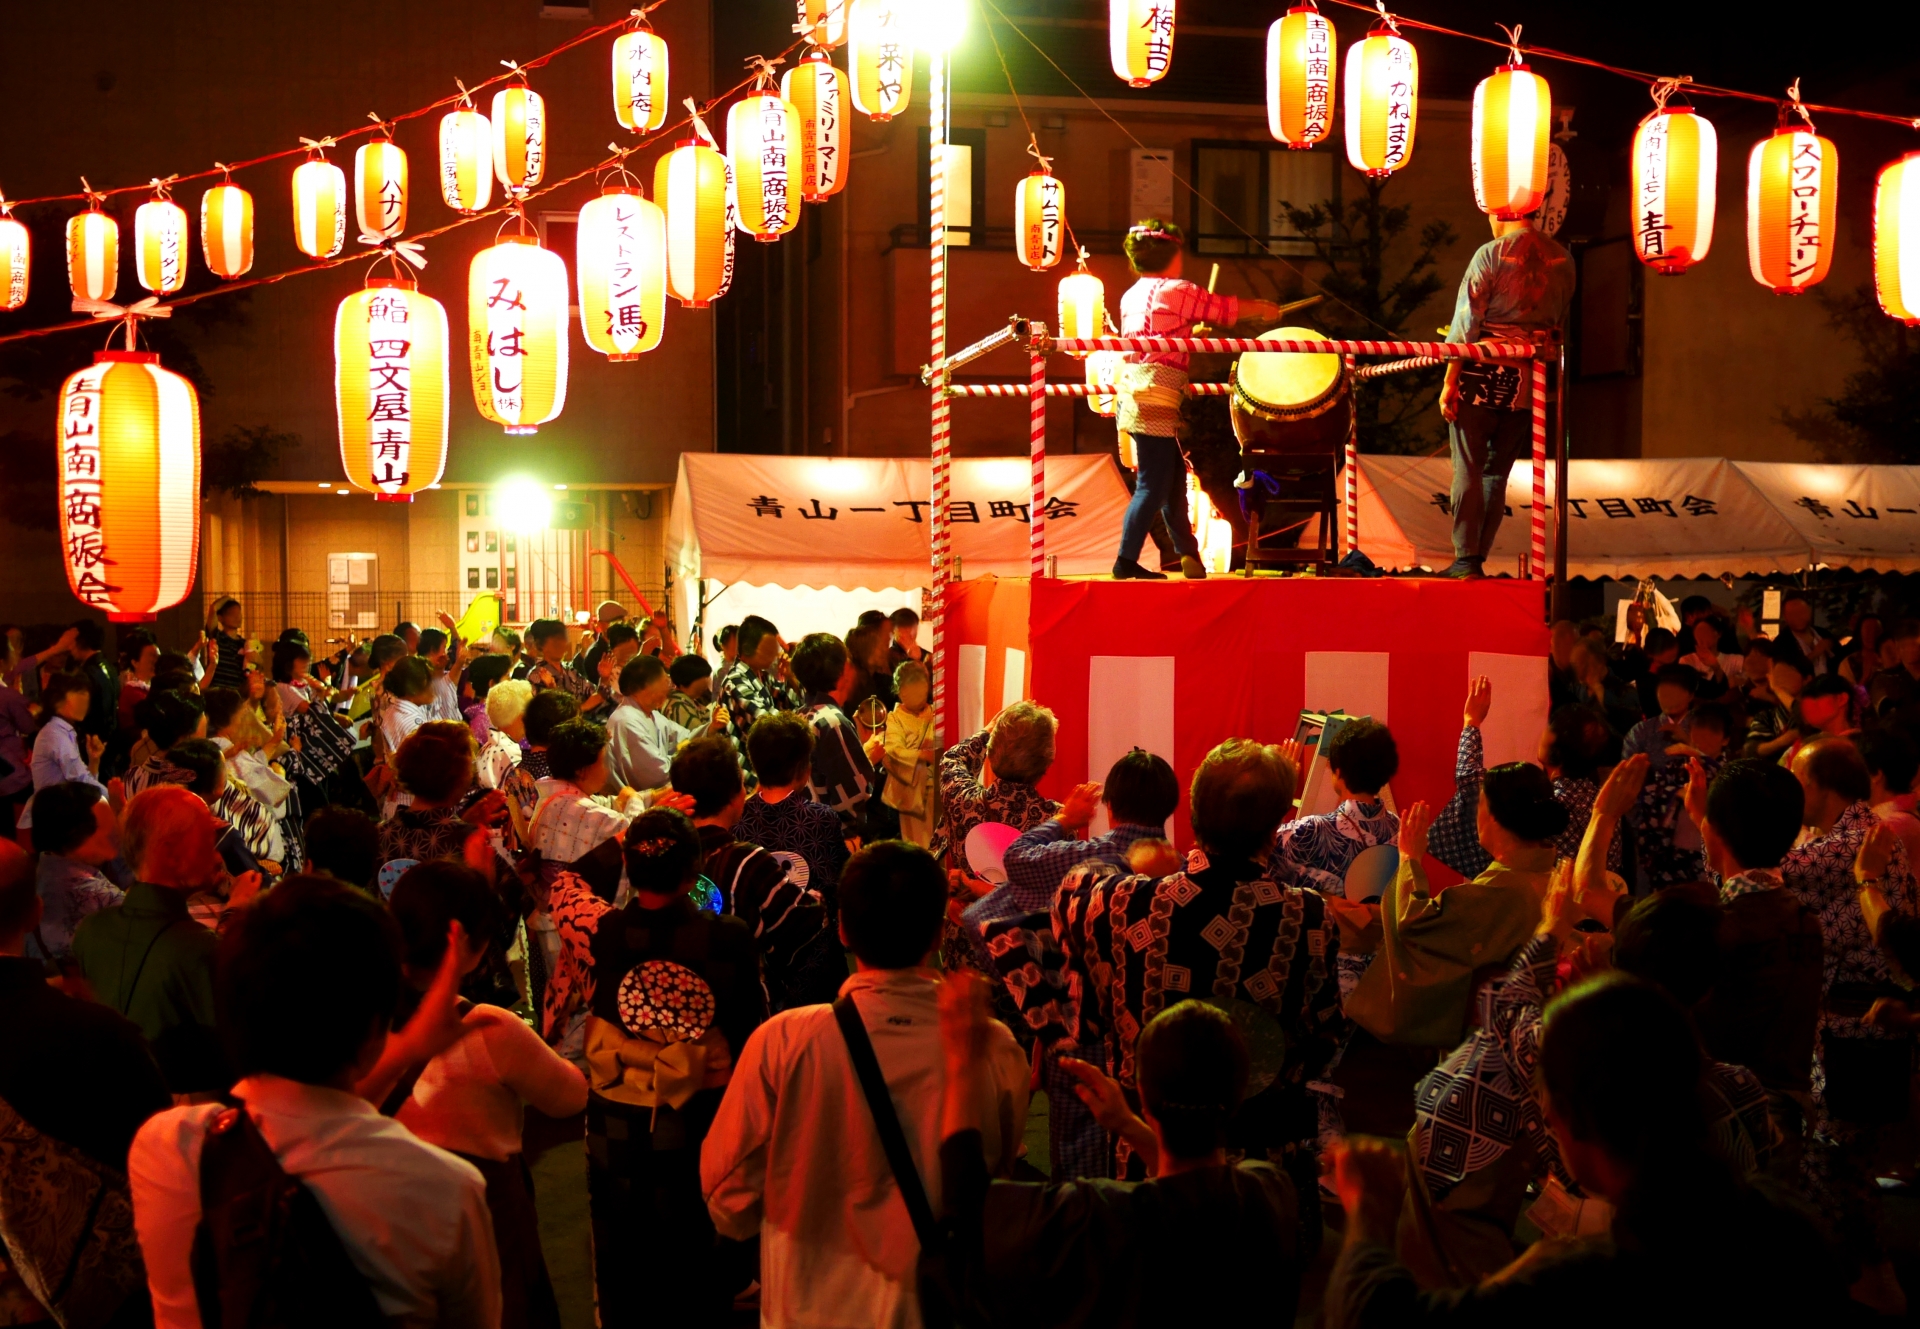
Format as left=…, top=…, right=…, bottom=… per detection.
left=1194, top=263, right=1222, bottom=335
left=1277, top=294, right=1323, bottom=317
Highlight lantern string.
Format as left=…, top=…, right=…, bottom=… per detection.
left=367, top=113, right=396, bottom=140
left=298, top=136, right=337, bottom=158
left=1371, top=1, right=1400, bottom=36
left=1496, top=23, right=1523, bottom=67
left=1025, top=137, right=1055, bottom=176
left=73, top=296, right=171, bottom=352
left=745, top=55, right=785, bottom=89
left=358, top=235, right=428, bottom=280
left=213, top=162, right=235, bottom=183
left=147, top=175, right=179, bottom=200
left=1781, top=79, right=1817, bottom=133
left=80, top=178, right=105, bottom=209
left=1649, top=77, right=1692, bottom=113
left=683, top=96, right=720, bottom=150
left=500, top=60, right=527, bottom=83
left=598, top=144, right=646, bottom=193
left=454, top=80, right=477, bottom=109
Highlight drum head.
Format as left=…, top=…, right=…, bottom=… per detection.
left=1235, top=325, right=1341, bottom=414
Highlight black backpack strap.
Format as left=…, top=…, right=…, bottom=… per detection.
left=834, top=995, right=940, bottom=1248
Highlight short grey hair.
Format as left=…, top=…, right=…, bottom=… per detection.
left=988, top=701, right=1057, bottom=785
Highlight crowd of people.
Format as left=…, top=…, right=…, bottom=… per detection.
left=0, top=585, right=1916, bottom=1325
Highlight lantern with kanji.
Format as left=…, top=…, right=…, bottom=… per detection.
left=292, top=153, right=347, bottom=259
left=0, top=205, right=26, bottom=310
left=66, top=206, right=118, bottom=302
left=612, top=25, right=670, bottom=133
left=797, top=0, right=846, bottom=47
left=468, top=235, right=568, bottom=435
left=335, top=277, right=449, bottom=500
left=1110, top=0, right=1176, bottom=88
left=655, top=139, right=731, bottom=308
left=577, top=186, right=667, bottom=361
left=848, top=0, right=912, bottom=122
left=1267, top=4, right=1335, bottom=148
left=728, top=88, right=800, bottom=242
left=1471, top=60, right=1551, bottom=219
left=1631, top=99, right=1716, bottom=275
left=439, top=99, right=494, bottom=214
left=492, top=79, right=547, bottom=196
left=56, top=350, right=200, bottom=621
left=1086, top=350, right=1121, bottom=417
left=200, top=180, right=254, bottom=279
left=1014, top=168, right=1067, bottom=272
left=1057, top=255, right=1104, bottom=350
left=1875, top=152, right=1920, bottom=324
left=354, top=137, right=409, bottom=239
left=1748, top=101, right=1838, bottom=295
left=131, top=187, right=187, bottom=295
left=783, top=49, right=848, bottom=203
left=1344, top=21, right=1417, bottom=177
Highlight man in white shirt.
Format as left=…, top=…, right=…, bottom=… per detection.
left=129, top=876, right=501, bottom=1329
left=702, top=841, right=1030, bottom=1329
left=529, top=717, right=648, bottom=866
left=604, top=655, right=691, bottom=793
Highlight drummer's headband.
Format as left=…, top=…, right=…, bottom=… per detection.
left=1128, top=221, right=1182, bottom=246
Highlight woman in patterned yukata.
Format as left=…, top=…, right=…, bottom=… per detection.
left=1110, top=219, right=1281, bottom=581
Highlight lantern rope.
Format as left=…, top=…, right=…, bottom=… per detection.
left=72, top=295, right=172, bottom=352
left=1781, top=78, right=1817, bottom=133
left=1372, top=2, right=1401, bottom=36
left=1648, top=77, right=1691, bottom=112
left=1024, top=137, right=1055, bottom=176
left=745, top=54, right=785, bottom=89
left=146, top=175, right=179, bottom=200
left=367, top=113, right=396, bottom=141
left=1495, top=23, right=1523, bottom=67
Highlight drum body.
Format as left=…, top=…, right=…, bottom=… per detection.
left=1229, top=325, right=1351, bottom=457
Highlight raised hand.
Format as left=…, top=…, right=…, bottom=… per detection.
left=1397, top=800, right=1432, bottom=861
left=1058, top=782, right=1103, bottom=832
left=1684, top=756, right=1710, bottom=832
left=1856, top=820, right=1897, bottom=885
left=1463, top=675, right=1493, bottom=729
left=1594, top=752, right=1649, bottom=818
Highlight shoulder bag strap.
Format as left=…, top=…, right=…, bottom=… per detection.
left=833, top=994, right=940, bottom=1249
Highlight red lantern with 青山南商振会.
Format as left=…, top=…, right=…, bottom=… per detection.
left=1267, top=3, right=1335, bottom=149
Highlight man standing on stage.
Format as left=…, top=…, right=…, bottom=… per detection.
left=1438, top=211, right=1574, bottom=579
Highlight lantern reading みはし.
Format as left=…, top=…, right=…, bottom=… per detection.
left=1748, top=121, right=1838, bottom=295
left=292, top=157, right=347, bottom=259
left=1875, top=152, right=1920, bottom=324
left=468, top=236, right=568, bottom=435
left=577, top=187, right=667, bottom=361
left=57, top=350, right=200, bottom=622
left=1057, top=262, right=1105, bottom=350
left=492, top=83, right=547, bottom=195
left=783, top=50, right=848, bottom=203
left=200, top=182, right=254, bottom=279
left=439, top=104, right=494, bottom=214
left=1267, top=4, right=1335, bottom=149
left=728, top=91, right=800, bottom=242
left=336, top=278, right=449, bottom=501
left=1472, top=62, right=1551, bottom=219
left=66, top=208, right=118, bottom=302
left=613, top=28, right=669, bottom=133
left=0, top=209, right=26, bottom=309
left=1015, top=170, right=1067, bottom=272
left=797, top=0, right=846, bottom=48
left=355, top=139, right=409, bottom=239
left=133, top=191, right=189, bottom=295
left=1344, top=23, right=1417, bottom=177
left=1631, top=103, right=1716, bottom=275
left=848, top=0, right=912, bottom=122
left=655, top=139, right=731, bottom=308
left=1110, top=0, right=1176, bottom=89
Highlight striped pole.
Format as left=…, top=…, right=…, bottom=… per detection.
left=944, top=382, right=1234, bottom=397
left=1530, top=357, right=1547, bottom=581
left=1343, top=354, right=1359, bottom=556
left=928, top=48, right=950, bottom=745
left=1052, top=336, right=1536, bottom=358
left=1029, top=344, right=1047, bottom=577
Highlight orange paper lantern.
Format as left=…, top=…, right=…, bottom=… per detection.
left=797, top=0, right=847, bottom=47
left=577, top=186, right=667, bottom=360
left=783, top=49, right=848, bottom=203
left=1267, top=3, right=1335, bottom=148
left=200, top=182, right=255, bottom=279
left=0, top=207, right=26, bottom=310
left=492, top=82, right=547, bottom=195
left=655, top=139, right=732, bottom=308
left=1472, top=62, right=1551, bottom=219
left=1748, top=118, right=1838, bottom=295
left=1631, top=103, right=1717, bottom=275
left=336, top=277, right=450, bottom=501
left=133, top=192, right=189, bottom=295
left=354, top=138, right=409, bottom=239
left=468, top=236, right=568, bottom=435
left=66, top=208, right=119, bottom=302
left=1875, top=151, right=1920, bottom=324
left=1014, top=170, right=1067, bottom=272
left=439, top=104, right=494, bottom=214
left=292, top=155, right=347, bottom=259
left=848, top=0, right=912, bottom=122
left=612, top=27, right=670, bottom=133
left=728, top=90, right=801, bottom=242
left=1344, top=23, right=1417, bottom=178
left=1110, top=0, right=1176, bottom=88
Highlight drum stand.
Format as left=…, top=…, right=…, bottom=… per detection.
left=1241, top=462, right=1339, bottom=575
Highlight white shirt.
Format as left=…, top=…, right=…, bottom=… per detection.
left=604, top=698, right=690, bottom=792
left=475, top=728, right=522, bottom=791
left=528, top=777, right=646, bottom=864
left=380, top=698, right=433, bottom=756
left=129, top=1074, right=501, bottom=1329
left=701, top=969, right=1029, bottom=1329
left=396, top=1004, right=587, bottom=1163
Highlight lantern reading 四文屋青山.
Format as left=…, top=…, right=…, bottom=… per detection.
left=1631, top=95, right=1716, bottom=275
left=440, top=96, right=494, bottom=215
left=577, top=186, right=667, bottom=361
left=66, top=204, right=119, bottom=302
left=783, top=49, right=848, bottom=203
left=468, top=235, right=568, bottom=435
left=0, top=204, right=26, bottom=309
left=1056, top=253, right=1105, bottom=351
left=1471, top=48, right=1551, bottom=220
left=612, top=25, right=670, bottom=133
left=656, top=138, right=732, bottom=308
left=728, top=87, right=800, bottom=242
left=200, top=178, right=254, bottom=279
left=355, top=137, right=409, bottom=240
left=1748, top=91, right=1838, bottom=296
left=292, top=150, right=347, bottom=259
left=1267, top=4, right=1335, bottom=148
left=57, top=349, right=200, bottom=621
left=336, top=277, right=449, bottom=501
left=1875, top=152, right=1920, bottom=324
left=492, top=79, right=547, bottom=196
left=1110, top=0, right=1176, bottom=89
left=1014, top=166, right=1067, bottom=272
left=797, top=0, right=846, bottom=47
left=848, top=0, right=912, bottom=122
left=1344, top=20, right=1417, bottom=178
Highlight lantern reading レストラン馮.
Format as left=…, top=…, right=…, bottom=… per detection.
left=1110, top=0, right=1176, bottom=89
left=1345, top=23, right=1417, bottom=178
left=133, top=190, right=189, bottom=295
left=1057, top=260, right=1105, bottom=350
left=0, top=208, right=26, bottom=310
left=57, top=351, right=200, bottom=622
left=469, top=236, right=568, bottom=435
left=728, top=90, right=800, bottom=242
left=67, top=208, right=118, bottom=302
left=355, top=139, right=409, bottom=240
left=612, top=27, right=670, bottom=133
left=1267, top=4, right=1335, bottom=149
left=1631, top=102, right=1716, bottom=275
left=577, top=186, right=667, bottom=361
left=848, top=0, right=912, bottom=122
left=1748, top=118, right=1838, bottom=295
left=440, top=103, right=495, bottom=215
left=797, top=0, right=846, bottom=48
left=292, top=156, right=348, bottom=259
left=200, top=182, right=255, bottom=279
left=1015, top=170, right=1067, bottom=272
left=783, top=50, right=848, bottom=203
left=1472, top=61, right=1551, bottom=220
left=492, top=83, right=547, bottom=196
left=335, top=278, right=449, bottom=501
left=1875, top=152, right=1920, bottom=324
left=656, top=139, right=732, bottom=308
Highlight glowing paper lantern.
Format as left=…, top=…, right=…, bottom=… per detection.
left=491, top=83, right=547, bottom=195
left=200, top=183, right=254, bottom=279
left=1057, top=262, right=1105, bottom=350
left=655, top=139, right=732, bottom=308
left=1267, top=4, right=1335, bottom=148
left=728, top=91, right=800, bottom=242
left=1344, top=23, right=1417, bottom=177
left=848, top=0, right=912, bottom=122
left=797, top=0, right=846, bottom=47
left=354, top=139, right=409, bottom=239
left=783, top=49, right=848, bottom=203
left=56, top=350, right=200, bottom=622
left=1086, top=350, right=1121, bottom=417
left=1748, top=124, right=1838, bottom=295
left=612, top=27, right=670, bottom=133
left=0, top=209, right=26, bottom=310
left=1110, top=0, right=1176, bottom=88
left=335, top=278, right=449, bottom=500
left=67, top=208, right=119, bottom=302
left=439, top=105, right=494, bottom=214
left=468, top=236, right=568, bottom=435
left=577, top=187, right=667, bottom=360
left=1014, top=170, right=1067, bottom=272
left=1631, top=106, right=1716, bottom=275
left=134, top=194, right=189, bottom=295
left=292, top=157, right=347, bottom=259
left=1875, top=152, right=1920, bottom=324
left=1472, top=62, right=1551, bottom=219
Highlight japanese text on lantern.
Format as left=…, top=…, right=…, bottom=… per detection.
left=365, top=292, right=414, bottom=493
left=60, top=365, right=112, bottom=605
left=876, top=8, right=905, bottom=113
left=625, top=37, right=660, bottom=126
left=1790, top=139, right=1824, bottom=281
left=1032, top=177, right=1063, bottom=267
left=1302, top=18, right=1331, bottom=143
left=1383, top=44, right=1414, bottom=171
left=478, top=274, right=529, bottom=420
left=813, top=73, right=841, bottom=194
left=1637, top=120, right=1667, bottom=259
left=1140, top=3, right=1174, bottom=76
left=760, top=97, right=791, bottom=231
left=604, top=199, right=647, bottom=354
left=520, top=105, right=546, bottom=195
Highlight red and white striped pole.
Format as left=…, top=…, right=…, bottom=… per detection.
left=1029, top=342, right=1047, bottom=577
left=1530, top=357, right=1547, bottom=581
left=1342, top=353, right=1358, bottom=556
left=928, top=48, right=951, bottom=744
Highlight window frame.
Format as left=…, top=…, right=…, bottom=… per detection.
left=1187, top=138, right=1342, bottom=259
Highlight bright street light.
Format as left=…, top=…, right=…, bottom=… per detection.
left=496, top=477, right=554, bottom=532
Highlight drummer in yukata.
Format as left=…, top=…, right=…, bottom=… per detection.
left=1111, top=219, right=1282, bottom=581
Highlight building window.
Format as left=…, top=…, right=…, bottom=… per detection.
left=538, top=212, right=580, bottom=315
left=918, top=128, right=987, bottom=247
left=1190, top=142, right=1337, bottom=257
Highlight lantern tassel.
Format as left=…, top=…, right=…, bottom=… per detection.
left=684, top=96, right=720, bottom=150
left=1496, top=23, right=1524, bottom=67
left=299, top=136, right=337, bottom=157
left=73, top=295, right=171, bottom=351
left=745, top=54, right=785, bottom=89
left=1650, top=76, right=1692, bottom=112
left=1026, top=136, right=1055, bottom=175
left=359, top=234, right=428, bottom=272
left=147, top=174, right=179, bottom=200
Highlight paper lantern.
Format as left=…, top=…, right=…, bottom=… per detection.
left=797, top=0, right=846, bottom=47
left=1344, top=23, right=1417, bottom=177
left=354, top=139, right=409, bottom=239
left=292, top=157, right=347, bottom=259
left=134, top=194, right=189, bottom=295
left=577, top=187, right=667, bottom=361
left=783, top=49, right=848, bottom=203
left=0, top=209, right=26, bottom=310
left=1110, top=0, right=1176, bottom=88
left=56, top=350, right=200, bottom=622
left=439, top=105, right=494, bottom=214
left=335, top=277, right=449, bottom=500
left=1267, top=4, right=1335, bottom=148
left=491, top=83, right=547, bottom=195
left=200, top=183, right=254, bottom=279
left=1631, top=106, right=1716, bottom=275
left=1057, top=262, right=1105, bottom=350
left=1875, top=152, right=1920, bottom=324
left=468, top=236, right=568, bottom=435
left=848, top=0, right=912, bottom=122
left=612, top=27, right=670, bottom=133
left=1472, top=63, right=1551, bottom=219
left=728, top=91, right=800, bottom=242
left=1086, top=351, right=1121, bottom=417
left=1748, top=125, right=1838, bottom=295
left=718, top=159, right=739, bottom=299
left=67, top=208, right=119, bottom=302
left=655, top=140, right=731, bottom=308
left=1015, top=170, right=1067, bottom=272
